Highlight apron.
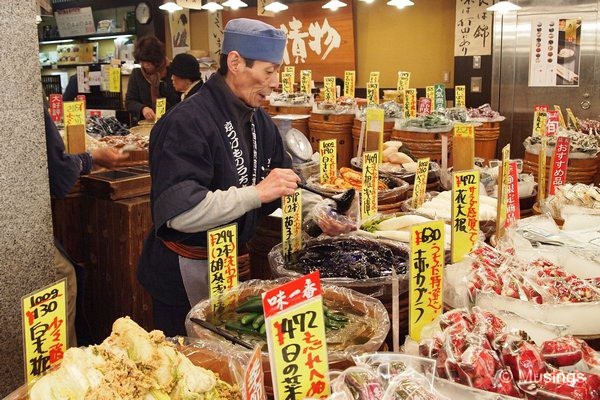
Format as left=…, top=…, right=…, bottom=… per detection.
left=178, top=256, right=209, bottom=307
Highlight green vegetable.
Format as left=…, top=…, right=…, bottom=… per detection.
left=252, top=314, right=265, bottom=330
left=235, top=298, right=263, bottom=313
left=259, top=322, right=266, bottom=335
left=225, top=321, right=259, bottom=335
left=240, top=313, right=260, bottom=325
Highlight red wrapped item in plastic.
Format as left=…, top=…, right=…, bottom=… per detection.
left=537, top=370, right=600, bottom=400
left=541, top=337, right=584, bottom=367
left=495, top=332, right=546, bottom=385
left=472, top=308, right=507, bottom=342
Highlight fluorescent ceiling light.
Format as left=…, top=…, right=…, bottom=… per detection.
left=222, top=0, right=247, bottom=9
left=359, top=0, right=375, bottom=3
left=93, top=34, right=133, bottom=40
left=202, top=1, right=224, bottom=11
left=264, top=1, right=288, bottom=12
left=487, top=1, right=521, bottom=13
left=159, top=1, right=183, bottom=12
left=322, top=0, right=347, bottom=10
left=387, top=0, right=414, bottom=8
left=39, top=39, right=74, bottom=44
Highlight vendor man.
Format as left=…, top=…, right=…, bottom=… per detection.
left=137, top=18, right=302, bottom=336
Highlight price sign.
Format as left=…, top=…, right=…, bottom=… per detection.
left=426, top=86, right=435, bottom=105
left=155, top=97, right=166, bottom=120
left=49, top=94, right=63, bottom=123
left=496, top=144, right=510, bottom=239
left=22, top=279, right=67, bottom=383
left=64, top=100, right=86, bottom=153
left=434, top=83, right=446, bottom=110
left=344, top=70, right=355, bottom=98
left=548, top=136, right=570, bottom=196
left=409, top=221, right=444, bottom=341
left=538, top=136, right=548, bottom=202
left=418, top=97, right=432, bottom=116
left=207, top=223, right=238, bottom=315
left=505, top=161, right=520, bottom=228
left=323, top=76, right=336, bottom=103
left=397, top=71, right=411, bottom=93
left=263, top=271, right=330, bottom=400
left=300, top=70, right=312, bottom=95
left=75, top=94, right=86, bottom=111
left=412, top=158, right=430, bottom=209
left=365, top=107, right=384, bottom=157
left=281, top=190, right=302, bottom=260
left=319, top=139, right=337, bottom=184
left=532, top=110, right=548, bottom=136
left=451, top=170, right=479, bottom=263
left=63, top=100, right=85, bottom=126
left=361, top=151, right=379, bottom=220
left=455, top=85, right=466, bottom=107
left=369, top=71, right=380, bottom=84
left=403, top=88, right=417, bottom=118
left=244, top=346, right=266, bottom=400
left=284, top=65, right=295, bottom=87
left=565, top=107, right=580, bottom=131
left=546, top=110, right=560, bottom=136
left=367, top=82, right=380, bottom=105
left=108, top=66, right=121, bottom=93
left=554, top=105, right=567, bottom=128
left=281, top=72, right=294, bottom=94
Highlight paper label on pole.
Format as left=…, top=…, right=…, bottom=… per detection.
left=108, top=67, right=121, bottom=93
left=22, top=279, right=67, bottom=383
left=262, top=271, right=330, bottom=400
left=426, top=86, right=435, bottom=104
left=369, top=71, right=380, bottom=84
left=497, top=145, right=511, bottom=238
left=455, top=85, right=466, bottom=107
left=319, top=139, right=337, bottom=184
left=451, top=170, right=479, bottom=263
left=397, top=71, right=411, bottom=93
left=284, top=66, right=295, bottom=87
left=49, top=94, right=63, bottom=123
left=418, top=97, right=432, bottom=116
left=538, top=136, right=548, bottom=202
left=361, top=151, right=379, bottom=220
left=412, top=158, right=430, bottom=209
left=281, top=190, right=302, bottom=260
left=565, top=108, right=579, bottom=131
left=546, top=110, right=560, bottom=136
left=367, top=82, right=379, bottom=105
left=409, top=221, right=444, bottom=341
left=366, top=107, right=384, bottom=157
left=207, top=223, right=238, bottom=315
left=63, top=100, right=85, bottom=126
left=434, top=84, right=446, bottom=110
left=155, top=97, right=166, bottom=120
left=75, top=94, right=86, bottom=111
left=323, top=76, right=336, bottom=103
left=454, top=123, right=475, bottom=138
left=403, top=89, right=417, bottom=118
left=505, top=161, right=520, bottom=228
left=532, top=110, right=548, bottom=136
left=300, top=70, right=312, bottom=95
left=281, top=72, right=294, bottom=94
left=244, top=346, right=266, bottom=400
left=344, top=70, right=355, bottom=98
left=548, top=136, right=570, bottom=196
left=554, top=105, right=567, bottom=128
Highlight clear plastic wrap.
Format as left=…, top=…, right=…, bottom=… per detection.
left=185, top=279, right=390, bottom=364
left=306, top=195, right=360, bottom=237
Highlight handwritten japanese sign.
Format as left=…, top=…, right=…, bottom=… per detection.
left=397, top=71, right=411, bottom=93
left=426, top=86, right=435, bottom=105
left=319, top=139, right=337, bottom=184
left=434, top=83, right=446, bottom=110
left=418, top=97, right=432, bottom=116
left=412, top=158, right=430, bottom=209
left=454, top=0, right=492, bottom=56
left=455, top=85, right=466, bottom=107
left=532, top=106, right=548, bottom=136
left=454, top=123, right=474, bottom=139
left=496, top=144, right=511, bottom=238
left=263, top=271, right=330, bottom=400
left=369, top=71, right=380, bottom=84
left=409, top=221, right=445, bottom=341
left=108, top=67, right=121, bottom=93
left=284, top=66, right=296, bottom=87
left=538, top=136, right=548, bottom=202
left=281, top=71, right=294, bottom=94
left=244, top=346, right=266, bottom=400
left=548, top=136, right=570, bottom=196
left=208, top=223, right=238, bottom=315
left=344, top=70, right=355, bottom=98
left=76, top=95, right=86, bottom=111
left=323, top=76, right=336, bottom=103
left=546, top=110, right=559, bottom=136
left=63, top=101, right=85, bottom=127
left=554, top=105, right=567, bottom=128
left=403, top=89, right=417, bottom=119
left=282, top=190, right=302, bottom=260
left=451, top=170, right=479, bottom=263
left=300, top=70, right=312, bottom=95
left=49, top=94, right=63, bottom=123
left=505, top=161, right=520, bottom=228
left=54, top=7, right=95, bottom=37
left=155, top=98, right=166, bottom=120
left=361, top=151, right=379, bottom=220
left=367, top=82, right=380, bottom=106
left=22, top=279, right=67, bottom=383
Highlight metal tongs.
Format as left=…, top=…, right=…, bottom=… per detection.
left=190, top=317, right=254, bottom=349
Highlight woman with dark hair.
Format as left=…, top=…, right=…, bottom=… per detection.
left=125, top=35, right=180, bottom=124
left=173, top=13, right=188, bottom=48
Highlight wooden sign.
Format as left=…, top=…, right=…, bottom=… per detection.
left=365, top=107, right=384, bottom=156
left=548, top=136, right=570, bottom=196
left=455, top=85, right=466, bottom=107
left=554, top=105, right=567, bottom=128
left=281, top=71, right=294, bottom=94
left=496, top=144, right=510, bottom=239
left=451, top=170, right=479, bottom=263
left=412, top=158, right=430, bottom=209
left=505, top=161, right=520, bottom=228
left=207, top=223, right=238, bottom=315
left=361, top=151, right=379, bottom=220
left=63, top=100, right=86, bottom=154
left=409, top=221, right=444, bottom=341
left=22, top=280, right=67, bottom=383
left=155, top=98, right=166, bottom=120
left=263, top=271, right=330, bottom=400
left=281, top=190, right=302, bottom=260
left=300, top=70, right=312, bottom=95
left=319, top=139, right=337, bottom=184
left=434, top=83, right=446, bottom=110
left=565, top=107, right=580, bottom=131
left=452, top=123, right=475, bottom=172
left=538, top=136, right=548, bottom=202
left=49, top=94, right=63, bottom=123
left=367, top=82, right=379, bottom=105
left=323, top=76, right=336, bottom=103
left=344, top=70, right=355, bottom=98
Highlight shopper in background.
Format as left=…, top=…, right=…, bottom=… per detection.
left=169, top=53, right=203, bottom=101
left=125, top=35, right=179, bottom=125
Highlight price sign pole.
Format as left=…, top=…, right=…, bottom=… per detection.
left=452, top=123, right=475, bottom=172
left=281, top=190, right=302, bottom=260
left=361, top=151, right=379, bottom=220
left=207, top=223, right=238, bottom=315
left=63, top=100, right=86, bottom=153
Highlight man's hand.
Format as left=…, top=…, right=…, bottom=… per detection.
left=255, top=168, right=300, bottom=203
left=90, top=147, right=130, bottom=169
left=142, top=106, right=156, bottom=121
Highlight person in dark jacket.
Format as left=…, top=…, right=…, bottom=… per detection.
left=137, top=18, right=301, bottom=337
left=169, top=53, right=202, bottom=101
left=125, top=36, right=179, bottom=125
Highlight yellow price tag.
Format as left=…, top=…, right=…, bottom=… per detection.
left=319, top=139, right=337, bottom=184
left=155, top=97, right=166, bottom=120
left=344, top=70, right=355, bottom=98
left=361, top=151, right=379, bottom=220
left=281, top=190, right=302, bottom=259
left=496, top=145, right=511, bottom=238
left=409, top=221, right=445, bottom=341
left=538, top=136, right=547, bottom=202
left=451, top=171, right=479, bottom=263
left=323, top=76, right=336, bottom=103
left=455, top=85, right=466, bottom=107
left=403, top=89, right=417, bottom=118
left=367, top=82, right=379, bottom=105
left=108, top=67, right=121, bottom=93
left=207, top=223, right=238, bottom=315
left=369, top=71, right=380, bottom=84
left=22, top=279, right=68, bottom=383
left=63, top=101, right=85, bottom=126
left=281, top=72, right=294, bottom=94
left=284, top=65, right=295, bottom=87
left=454, top=123, right=475, bottom=138
left=397, top=71, right=411, bottom=93
left=411, top=158, right=430, bottom=209
left=365, top=107, right=384, bottom=157
left=426, top=86, right=435, bottom=104
left=300, top=70, right=312, bottom=95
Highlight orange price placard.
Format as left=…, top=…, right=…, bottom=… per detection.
left=281, top=189, right=302, bottom=260
left=451, top=170, right=479, bottom=263
left=319, top=139, right=337, bottom=184
left=22, top=279, right=67, bottom=383
left=207, top=223, right=238, bottom=315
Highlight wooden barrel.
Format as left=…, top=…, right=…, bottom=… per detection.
left=268, top=104, right=311, bottom=139
left=475, top=121, right=500, bottom=163
left=522, top=150, right=597, bottom=185
left=246, top=215, right=281, bottom=280
left=351, top=119, right=394, bottom=159
left=308, top=112, right=354, bottom=168
left=391, top=129, right=452, bottom=166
